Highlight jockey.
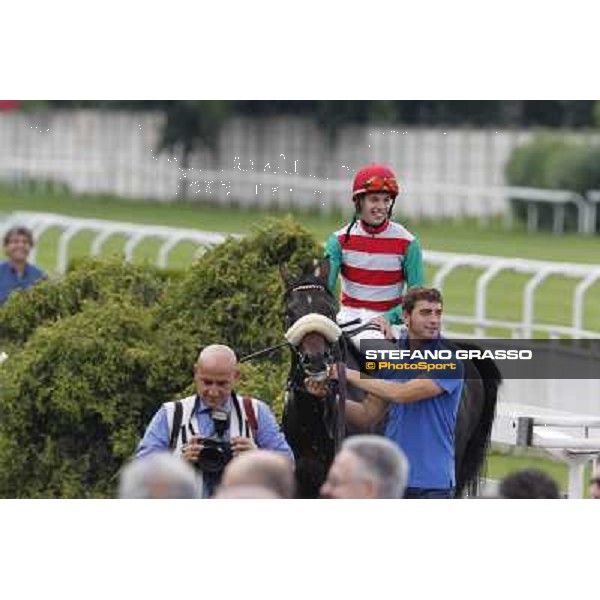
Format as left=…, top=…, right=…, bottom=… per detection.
left=324, top=164, right=425, bottom=348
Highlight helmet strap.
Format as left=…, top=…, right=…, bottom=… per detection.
left=388, top=197, right=396, bottom=220
left=343, top=198, right=362, bottom=244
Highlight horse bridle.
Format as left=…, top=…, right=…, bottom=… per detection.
left=240, top=278, right=347, bottom=449
left=283, top=281, right=337, bottom=329
left=283, top=280, right=347, bottom=448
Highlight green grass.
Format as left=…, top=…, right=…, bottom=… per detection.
left=3, top=186, right=600, bottom=334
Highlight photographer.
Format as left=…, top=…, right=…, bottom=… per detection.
left=135, top=344, right=293, bottom=498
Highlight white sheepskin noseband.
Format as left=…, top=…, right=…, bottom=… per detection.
left=284, top=313, right=342, bottom=347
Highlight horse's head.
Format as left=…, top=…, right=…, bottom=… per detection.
left=281, top=260, right=340, bottom=381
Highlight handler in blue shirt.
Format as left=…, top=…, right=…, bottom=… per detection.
left=0, top=226, right=46, bottom=305
left=136, top=344, right=293, bottom=498
left=308, top=287, right=463, bottom=498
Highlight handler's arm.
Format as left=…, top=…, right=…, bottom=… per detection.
left=346, top=393, right=388, bottom=429
left=346, top=369, right=443, bottom=404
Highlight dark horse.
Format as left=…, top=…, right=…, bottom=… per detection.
left=281, top=262, right=502, bottom=499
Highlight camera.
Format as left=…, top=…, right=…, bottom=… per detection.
left=195, top=409, right=233, bottom=474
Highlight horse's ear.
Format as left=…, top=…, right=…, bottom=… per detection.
left=279, top=264, right=291, bottom=287
left=313, top=258, right=330, bottom=283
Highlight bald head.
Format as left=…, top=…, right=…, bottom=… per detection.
left=214, top=484, right=281, bottom=499
left=220, top=450, right=296, bottom=499
left=194, top=344, right=240, bottom=409
left=197, top=344, right=238, bottom=370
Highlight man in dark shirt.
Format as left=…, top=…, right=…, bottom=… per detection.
left=0, top=226, right=47, bottom=305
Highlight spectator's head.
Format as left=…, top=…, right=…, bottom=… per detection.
left=402, top=287, right=443, bottom=340
left=499, top=468, right=561, bottom=499
left=220, top=450, right=295, bottom=499
left=118, top=452, right=197, bottom=499
left=193, top=344, right=240, bottom=410
left=3, top=226, right=34, bottom=264
left=213, top=484, right=280, bottom=499
left=589, top=460, right=600, bottom=499
left=320, top=435, right=409, bottom=499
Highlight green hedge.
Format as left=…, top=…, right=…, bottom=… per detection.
left=505, top=133, right=600, bottom=232
left=159, top=216, right=320, bottom=356
left=0, top=258, right=170, bottom=348
left=0, top=218, right=321, bottom=497
left=505, top=134, right=575, bottom=189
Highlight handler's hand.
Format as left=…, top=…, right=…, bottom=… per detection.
left=181, top=435, right=203, bottom=464
left=328, top=364, right=359, bottom=383
left=231, top=436, right=256, bottom=456
left=369, top=316, right=394, bottom=339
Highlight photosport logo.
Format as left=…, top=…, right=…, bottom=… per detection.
left=359, top=339, right=600, bottom=380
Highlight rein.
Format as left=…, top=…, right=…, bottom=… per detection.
left=240, top=341, right=290, bottom=363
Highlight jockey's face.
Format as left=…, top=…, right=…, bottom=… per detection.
left=320, top=450, right=379, bottom=499
left=4, top=233, right=32, bottom=264
left=359, top=192, right=392, bottom=226
left=404, top=300, right=443, bottom=340
left=194, top=356, right=240, bottom=410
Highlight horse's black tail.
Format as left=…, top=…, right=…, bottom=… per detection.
left=455, top=342, right=503, bottom=497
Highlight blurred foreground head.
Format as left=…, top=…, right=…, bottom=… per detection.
left=119, top=452, right=197, bottom=499
left=321, top=435, right=409, bottom=499
left=499, top=468, right=561, bottom=499
left=214, top=485, right=280, bottom=499
left=220, top=449, right=295, bottom=499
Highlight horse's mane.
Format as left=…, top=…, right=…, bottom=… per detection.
left=453, top=341, right=503, bottom=496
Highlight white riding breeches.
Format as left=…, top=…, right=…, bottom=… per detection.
left=336, top=306, right=403, bottom=350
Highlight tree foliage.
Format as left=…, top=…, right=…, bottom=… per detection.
left=0, top=218, right=321, bottom=497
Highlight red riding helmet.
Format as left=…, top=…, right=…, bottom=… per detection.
left=352, top=164, right=400, bottom=200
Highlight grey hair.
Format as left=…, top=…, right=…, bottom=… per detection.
left=342, top=435, right=409, bottom=499
left=119, top=452, right=198, bottom=499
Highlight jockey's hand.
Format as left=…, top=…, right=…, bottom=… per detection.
left=304, top=376, right=330, bottom=398
left=231, top=436, right=256, bottom=456
left=181, top=435, right=203, bottom=464
left=369, top=315, right=394, bottom=339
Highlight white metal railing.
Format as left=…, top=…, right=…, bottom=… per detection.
left=506, top=186, right=595, bottom=234
left=427, top=250, right=600, bottom=339
left=492, top=402, right=600, bottom=498
left=2, top=212, right=600, bottom=339
left=0, top=211, right=235, bottom=274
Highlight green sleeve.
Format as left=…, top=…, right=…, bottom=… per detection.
left=324, top=234, right=342, bottom=295
left=382, top=236, right=426, bottom=325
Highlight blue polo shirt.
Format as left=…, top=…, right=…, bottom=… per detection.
left=0, top=261, right=47, bottom=305
left=382, top=334, right=464, bottom=490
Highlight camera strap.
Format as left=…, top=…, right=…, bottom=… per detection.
left=242, top=396, right=259, bottom=439
left=169, top=401, right=183, bottom=450
left=231, top=391, right=258, bottom=440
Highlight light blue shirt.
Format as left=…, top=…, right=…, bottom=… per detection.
left=136, top=393, right=293, bottom=496
left=0, top=261, right=47, bottom=305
